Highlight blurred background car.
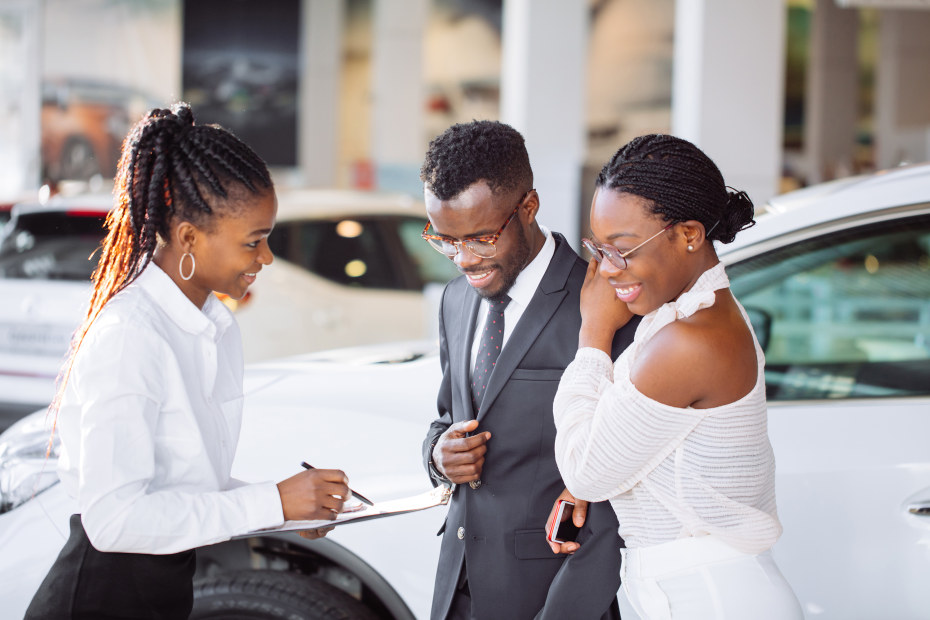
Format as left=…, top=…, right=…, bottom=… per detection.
left=0, top=195, right=112, bottom=429
left=0, top=190, right=458, bottom=427
left=241, top=189, right=459, bottom=361
left=0, top=163, right=928, bottom=618
left=0, top=202, right=12, bottom=227
left=40, top=78, right=153, bottom=183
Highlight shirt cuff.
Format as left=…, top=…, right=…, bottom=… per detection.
left=573, top=347, right=615, bottom=381
left=233, top=481, right=286, bottom=532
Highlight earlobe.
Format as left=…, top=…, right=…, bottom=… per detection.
left=523, top=189, right=541, bottom=222
left=679, top=220, right=705, bottom=252
left=175, top=221, right=198, bottom=253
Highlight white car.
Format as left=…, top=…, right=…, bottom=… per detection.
left=1, top=163, right=929, bottom=618
left=0, top=190, right=459, bottom=417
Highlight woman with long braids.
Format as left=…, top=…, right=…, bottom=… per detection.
left=26, top=103, right=349, bottom=619
left=552, top=134, right=802, bottom=618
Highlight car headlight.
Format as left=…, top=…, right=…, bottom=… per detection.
left=0, top=412, right=60, bottom=513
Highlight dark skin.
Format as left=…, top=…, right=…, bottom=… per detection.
left=425, top=181, right=545, bottom=484
left=583, top=188, right=757, bottom=409
left=153, top=188, right=350, bottom=534
left=426, top=182, right=594, bottom=556
left=546, top=190, right=758, bottom=553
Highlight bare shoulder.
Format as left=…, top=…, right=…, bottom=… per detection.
left=630, top=290, right=758, bottom=409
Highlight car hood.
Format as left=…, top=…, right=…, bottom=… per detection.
left=721, top=162, right=930, bottom=261
left=232, top=340, right=443, bottom=502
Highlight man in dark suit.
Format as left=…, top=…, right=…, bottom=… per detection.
left=420, top=121, right=639, bottom=620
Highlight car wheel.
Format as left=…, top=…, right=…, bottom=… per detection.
left=190, top=570, right=379, bottom=620
left=59, top=137, right=100, bottom=181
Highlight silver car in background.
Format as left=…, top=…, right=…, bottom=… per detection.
left=0, top=190, right=459, bottom=422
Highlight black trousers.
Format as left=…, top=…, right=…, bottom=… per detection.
left=25, top=514, right=196, bottom=620
left=445, top=557, right=622, bottom=620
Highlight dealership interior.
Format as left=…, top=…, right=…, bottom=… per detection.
left=1, top=0, right=929, bottom=241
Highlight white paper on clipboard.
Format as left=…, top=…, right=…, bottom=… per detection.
left=245, top=485, right=452, bottom=535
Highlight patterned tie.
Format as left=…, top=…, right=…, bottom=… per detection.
left=471, top=295, right=511, bottom=412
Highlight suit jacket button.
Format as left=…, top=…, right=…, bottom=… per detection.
left=457, top=527, right=465, bottom=540
left=469, top=479, right=482, bottom=490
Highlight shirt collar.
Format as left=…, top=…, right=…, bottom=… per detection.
left=505, top=224, right=555, bottom=310
left=135, top=262, right=233, bottom=339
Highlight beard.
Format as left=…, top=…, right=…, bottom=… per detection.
left=475, top=222, right=531, bottom=301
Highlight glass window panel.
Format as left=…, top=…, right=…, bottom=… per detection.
left=0, top=211, right=105, bottom=280
left=729, top=212, right=930, bottom=401
left=268, top=217, right=402, bottom=290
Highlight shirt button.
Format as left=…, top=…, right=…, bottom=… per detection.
left=457, top=527, right=465, bottom=540
left=469, top=479, right=481, bottom=490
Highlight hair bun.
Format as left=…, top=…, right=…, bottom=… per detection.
left=713, top=188, right=755, bottom=243
left=172, top=102, right=194, bottom=126
left=143, top=103, right=194, bottom=134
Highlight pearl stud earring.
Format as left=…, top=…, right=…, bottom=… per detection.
left=687, top=244, right=694, bottom=252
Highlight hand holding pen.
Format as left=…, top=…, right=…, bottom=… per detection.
left=276, top=466, right=351, bottom=522
left=301, top=462, right=374, bottom=506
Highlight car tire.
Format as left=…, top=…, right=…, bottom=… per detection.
left=190, top=570, right=379, bottom=620
left=59, top=137, right=100, bottom=181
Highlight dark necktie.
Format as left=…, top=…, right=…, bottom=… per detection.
left=471, top=295, right=511, bottom=411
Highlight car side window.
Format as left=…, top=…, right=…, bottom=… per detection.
left=396, top=218, right=461, bottom=285
left=729, top=213, right=930, bottom=401
left=268, top=217, right=403, bottom=289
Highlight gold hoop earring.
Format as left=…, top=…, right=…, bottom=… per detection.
left=179, top=252, right=196, bottom=281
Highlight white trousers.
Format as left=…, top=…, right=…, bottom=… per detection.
left=618, top=536, right=803, bottom=620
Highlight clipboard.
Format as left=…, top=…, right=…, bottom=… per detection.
left=245, top=485, right=452, bottom=535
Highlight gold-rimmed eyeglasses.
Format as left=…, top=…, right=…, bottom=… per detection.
left=421, top=189, right=533, bottom=259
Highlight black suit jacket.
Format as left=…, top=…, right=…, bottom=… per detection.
left=422, top=233, right=640, bottom=620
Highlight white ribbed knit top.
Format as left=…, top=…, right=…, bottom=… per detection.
left=553, top=263, right=781, bottom=554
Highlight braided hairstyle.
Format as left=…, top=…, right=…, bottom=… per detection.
left=596, top=134, right=754, bottom=244
left=50, top=102, right=272, bottom=421
left=420, top=120, right=532, bottom=201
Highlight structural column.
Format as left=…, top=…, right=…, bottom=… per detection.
left=672, top=0, right=785, bottom=204
left=501, top=0, right=587, bottom=244
left=0, top=0, right=41, bottom=195
left=804, top=0, right=859, bottom=184
left=299, top=0, right=344, bottom=187
left=875, top=9, right=930, bottom=170
left=371, top=0, right=428, bottom=195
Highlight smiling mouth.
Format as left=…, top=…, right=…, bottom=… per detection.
left=611, top=282, right=642, bottom=302
left=464, top=268, right=495, bottom=284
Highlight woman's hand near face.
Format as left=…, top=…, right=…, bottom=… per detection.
left=579, top=259, right=634, bottom=353
left=277, top=468, right=350, bottom=522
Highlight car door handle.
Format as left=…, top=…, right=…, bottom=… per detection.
left=907, top=501, right=930, bottom=516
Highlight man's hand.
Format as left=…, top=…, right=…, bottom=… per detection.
left=432, top=419, right=491, bottom=484
left=546, top=488, right=588, bottom=555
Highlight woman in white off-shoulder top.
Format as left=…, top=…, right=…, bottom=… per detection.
left=553, top=134, right=802, bottom=619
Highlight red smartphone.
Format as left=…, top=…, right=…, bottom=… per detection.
left=546, top=499, right=580, bottom=544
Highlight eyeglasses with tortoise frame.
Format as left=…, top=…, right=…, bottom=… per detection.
left=421, top=190, right=533, bottom=259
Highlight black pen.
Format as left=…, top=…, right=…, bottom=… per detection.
left=300, top=462, right=374, bottom=506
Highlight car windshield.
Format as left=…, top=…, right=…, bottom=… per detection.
left=0, top=210, right=106, bottom=281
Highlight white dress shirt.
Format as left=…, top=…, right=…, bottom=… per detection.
left=470, top=225, right=555, bottom=372
left=57, top=263, right=284, bottom=554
